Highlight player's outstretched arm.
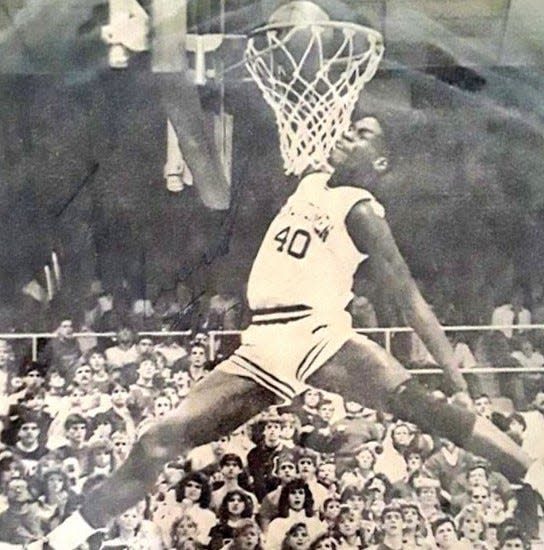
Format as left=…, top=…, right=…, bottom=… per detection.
left=346, top=200, right=468, bottom=393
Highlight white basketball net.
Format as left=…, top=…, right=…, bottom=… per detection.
left=245, top=22, right=384, bottom=176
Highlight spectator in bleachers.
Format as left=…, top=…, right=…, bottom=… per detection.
left=363, top=474, right=393, bottom=519
left=174, top=472, right=217, bottom=546
left=267, top=479, right=326, bottom=550
left=154, top=322, right=188, bottom=367
left=259, top=450, right=298, bottom=532
left=35, top=466, right=81, bottom=531
left=295, top=447, right=329, bottom=512
left=226, top=518, right=264, bottom=550
left=111, top=430, right=132, bottom=467
left=316, top=456, right=338, bottom=496
left=431, top=515, right=471, bottom=549
left=0, top=476, right=43, bottom=545
left=320, top=496, right=341, bottom=532
left=39, top=318, right=81, bottom=378
left=0, top=339, right=14, bottom=395
left=424, top=439, right=472, bottom=493
left=168, top=513, right=206, bottom=549
left=491, top=288, right=531, bottom=340
left=521, top=388, right=544, bottom=459
left=280, top=412, right=301, bottom=449
left=497, top=526, right=530, bottom=550
left=300, top=399, right=345, bottom=454
left=54, top=413, right=91, bottom=476
left=208, top=490, right=255, bottom=549
left=8, top=412, right=48, bottom=478
left=333, top=505, right=362, bottom=548
left=368, top=503, right=405, bottom=550
left=309, top=533, right=339, bottom=550
left=0, top=454, right=25, bottom=514
left=83, top=348, right=110, bottom=393
left=70, top=362, right=110, bottom=412
left=414, top=476, right=443, bottom=520
left=99, top=503, right=163, bottom=549
left=247, top=412, right=286, bottom=502
left=280, top=522, right=311, bottom=550
left=339, top=443, right=378, bottom=491
left=128, top=354, right=160, bottom=422
left=104, top=326, right=139, bottom=371
left=340, top=484, right=366, bottom=517
left=456, top=503, right=490, bottom=550
left=505, top=413, right=526, bottom=446
left=510, top=335, right=544, bottom=406
left=171, top=361, right=193, bottom=403
left=349, top=295, right=378, bottom=329
left=400, top=499, right=434, bottom=550
left=186, top=342, right=209, bottom=384
left=292, top=389, right=323, bottom=430
left=209, top=453, right=257, bottom=514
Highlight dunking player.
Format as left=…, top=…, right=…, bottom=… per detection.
left=34, top=116, right=544, bottom=549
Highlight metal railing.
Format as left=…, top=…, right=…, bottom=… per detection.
left=0, top=324, right=542, bottom=377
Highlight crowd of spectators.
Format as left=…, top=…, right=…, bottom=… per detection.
left=0, top=314, right=542, bottom=549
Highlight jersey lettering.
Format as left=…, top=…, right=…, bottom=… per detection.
left=273, top=226, right=311, bottom=259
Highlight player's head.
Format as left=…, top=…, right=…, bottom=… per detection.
left=329, top=116, right=388, bottom=185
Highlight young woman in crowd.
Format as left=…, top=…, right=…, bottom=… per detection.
left=267, top=479, right=327, bottom=550
left=168, top=514, right=206, bottom=550
left=174, top=472, right=217, bottom=546
left=36, top=467, right=81, bottom=530
left=280, top=522, right=312, bottom=550
left=333, top=506, right=363, bottom=549
left=208, top=490, right=255, bottom=550
left=456, top=504, right=491, bottom=550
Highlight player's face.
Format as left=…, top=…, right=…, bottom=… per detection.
left=329, top=117, right=388, bottom=177
left=222, top=460, right=242, bottom=479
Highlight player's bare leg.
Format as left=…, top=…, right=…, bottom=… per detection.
left=308, top=335, right=532, bottom=482
left=45, top=369, right=277, bottom=548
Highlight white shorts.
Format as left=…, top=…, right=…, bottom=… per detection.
left=216, top=307, right=357, bottom=402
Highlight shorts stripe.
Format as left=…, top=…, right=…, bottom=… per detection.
left=253, top=313, right=311, bottom=325
left=295, top=341, right=322, bottom=379
left=232, top=353, right=295, bottom=401
left=297, top=341, right=330, bottom=381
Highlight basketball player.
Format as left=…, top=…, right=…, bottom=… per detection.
left=30, top=116, right=543, bottom=550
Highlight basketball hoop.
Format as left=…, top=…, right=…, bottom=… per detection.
left=245, top=21, right=384, bottom=176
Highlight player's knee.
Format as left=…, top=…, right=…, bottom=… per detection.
left=387, top=379, right=477, bottom=447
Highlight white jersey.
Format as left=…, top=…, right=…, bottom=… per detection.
left=247, top=172, right=385, bottom=316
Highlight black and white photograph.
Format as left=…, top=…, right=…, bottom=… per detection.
left=0, top=0, right=544, bottom=548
